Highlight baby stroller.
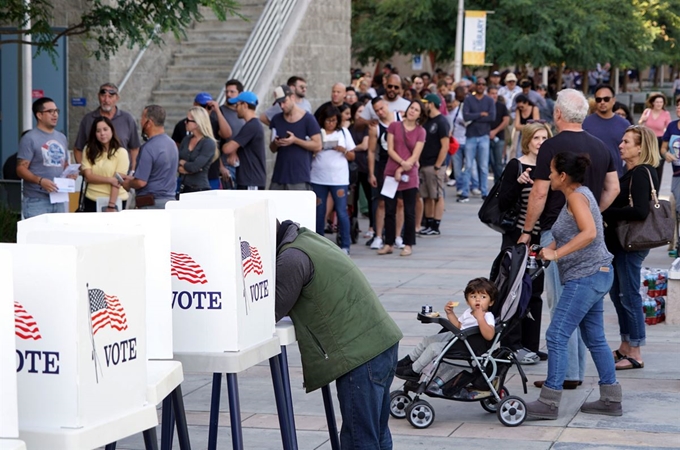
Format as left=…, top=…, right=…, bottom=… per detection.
left=390, top=244, right=545, bottom=428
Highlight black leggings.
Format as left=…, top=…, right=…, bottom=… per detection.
left=384, top=188, right=417, bottom=246
left=353, top=171, right=374, bottom=229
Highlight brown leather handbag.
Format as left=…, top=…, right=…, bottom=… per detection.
left=616, top=166, right=674, bottom=251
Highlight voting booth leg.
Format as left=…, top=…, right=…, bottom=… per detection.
left=321, top=385, right=341, bottom=450
left=278, top=347, right=299, bottom=449
left=269, top=356, right=295, bottom=450
left=105, top=444, right=117, bottom=450
left=208, top=373, right=223, bottom=450
left=171, top=385, right=192, bottom=450
left=226, top=373, right=244, bottom=450
left=161, top=395, right=175, bottom=450
left=143, top=427, right=160, bottom=450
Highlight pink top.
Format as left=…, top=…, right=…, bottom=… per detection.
left=645, top=110, right=672, bottom=137
left=384, top=121, right=426, bottom=190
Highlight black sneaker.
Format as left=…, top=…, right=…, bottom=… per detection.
left=397, top=355, right=412, bottom=367
left=423, top=229, right=441, bottom=236
left=418, top=227, right=432, bottom=235
left=456, top=196, right=469, bottom=203
left=395, top=364, right=420, bottom=381
left=365, top=236, right=375, bottom=247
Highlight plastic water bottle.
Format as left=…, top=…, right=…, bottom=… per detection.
left=428, top=377, right=446, bottom=395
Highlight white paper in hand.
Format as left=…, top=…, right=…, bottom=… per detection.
left=49, top=192, right=69, bottom=204
left=54, top=177, right=76, bottom=193
left=380, top=176, right=399, bottom=199
left=60, top=164, right=81, bottom=177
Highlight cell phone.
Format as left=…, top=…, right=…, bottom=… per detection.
left=114, top=173, right=125, bottom=184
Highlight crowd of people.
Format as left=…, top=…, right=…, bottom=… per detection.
left=8, top=63, right=680, bottom=446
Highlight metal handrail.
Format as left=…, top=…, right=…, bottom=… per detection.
left=216, top=0, right=298, bottom=105
left=118, top=24, right=160, bottom=93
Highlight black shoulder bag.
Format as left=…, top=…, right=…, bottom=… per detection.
left=478, top=159, right=523, bottom=234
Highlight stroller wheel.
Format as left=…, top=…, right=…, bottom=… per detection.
left=480, top=386, right=509, bottom=413
left=389, top=390, right=412, bottom=419
left=406, top=400, right=435, bottom=429
left=496, top=395, right=527, bottom=427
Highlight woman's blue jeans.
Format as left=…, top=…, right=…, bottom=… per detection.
left=610, top=248, right=649, bottom=346
left=311, top=183, right=351, bottom=251
left=545, top=266, right=616, bottom=391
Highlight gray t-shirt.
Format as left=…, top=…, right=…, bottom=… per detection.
left=17, top=128, right=69, bottom=198
left=178, top=136, right=216, bottom=190
left=134, top=134, right=178, bottom=199
left=219, top=105, right=245, bottom=167
left=74, top=107, right=141, bottom=152
left=551, top=186, right=613, bottom=283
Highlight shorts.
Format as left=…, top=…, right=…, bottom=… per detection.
left=418, top=165, right=445, bottom=199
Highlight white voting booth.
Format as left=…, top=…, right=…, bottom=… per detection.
left=0, top=250, right=22, bottom=445
left=1, top=234, right=155, bottom=448
left=18, top=211, right=173, bottom=359
left=165, top=199, right=276, bottom=352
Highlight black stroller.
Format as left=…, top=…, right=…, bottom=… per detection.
left=389, top=244, right=545, bottom=428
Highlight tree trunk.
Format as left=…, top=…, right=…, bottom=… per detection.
left=622, top=68, right=629, bottom=93
left=556, top=65, right=564, bottom=93
left=581, top=70, right=589, bottom=95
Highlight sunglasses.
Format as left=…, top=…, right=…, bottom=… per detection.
left=184, top=118, right=196, bottom=124
left=386, top=84, right=400, bottom=90
left=595, top=96, right=612, bottom=103
left=99, top=89, right=118, bottom=96
left=476, top=83, right=487, bottom=86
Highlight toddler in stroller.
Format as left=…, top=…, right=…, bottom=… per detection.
left=390, top=244, right=540, bottom=428
left=395, top=277, right=497, bottom=380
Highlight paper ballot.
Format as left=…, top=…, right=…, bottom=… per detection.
left=54, top=177, right=76, bottom=193
left=380, top=176, right=399, bottom=199
left=61, top=164, right=81, bottom=177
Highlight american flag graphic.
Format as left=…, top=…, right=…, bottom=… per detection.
left=170, top=252, right=208, bottom=284
left=14, top=301, right=42, bottom=340
left=89, top=288, right=128, bottom=335
left=241, top=241, right=264, bottom=277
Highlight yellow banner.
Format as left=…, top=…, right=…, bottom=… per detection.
left=463, top=11, right=487, bottom=66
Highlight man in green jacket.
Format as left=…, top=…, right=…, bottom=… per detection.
left=275, top=220, right=402, bottom=449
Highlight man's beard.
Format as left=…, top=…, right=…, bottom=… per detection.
left=100, top=104, right=113, bottom=112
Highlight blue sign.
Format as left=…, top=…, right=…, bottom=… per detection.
left=71, top=97, right=87, bottom=107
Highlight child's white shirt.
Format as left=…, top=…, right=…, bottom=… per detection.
left=458, top=308, right=495, bottom=330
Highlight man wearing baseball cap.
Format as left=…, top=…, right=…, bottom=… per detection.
left=221, top=91, right=267, bottom=190
left=498, top=73, right=521, bottom=117
left=269, top=84, right=322, bottom=190
left=418, top=94, right=450, bottom=235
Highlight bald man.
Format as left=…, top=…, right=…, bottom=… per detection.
left=314, top=82, right=347, bottom=120
left=360, top=74, right=412, bottom=121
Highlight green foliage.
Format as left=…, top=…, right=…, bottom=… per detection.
left=0, top=208, right=18, bottom=244
left=0, top=0, right=242, bottom=60
left=352, top=0, right=680, bottom=69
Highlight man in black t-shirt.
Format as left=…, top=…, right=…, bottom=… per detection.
left=518, top=88, right=619, bottom=389
left=221, top=92, right=267, bottom=190
left=418, top=94, right=450, bottom=236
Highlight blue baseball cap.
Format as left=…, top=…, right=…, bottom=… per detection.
left=227, top=91, right=258, bottom=107
left=194, top=92, right=213, bottom=106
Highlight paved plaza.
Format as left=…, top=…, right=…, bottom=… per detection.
left=117, top=166, right=680, bottom=450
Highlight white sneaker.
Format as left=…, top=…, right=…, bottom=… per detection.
left=457, top=189, right=463, bottom=196
left=341, top=248, right=350, bottom=256
left=471, top=188, right=482, bottom=196
left=370, top=236, right=383, bottom=250
left=395, top=236, right=406, bottom=249
left=446, top=179, right=456, bottom=187
left=364, top=230, right=375, bottom=238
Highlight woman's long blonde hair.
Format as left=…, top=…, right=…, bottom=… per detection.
left=189, top=107, right=215, bottom=141
left=520, top=122, right=553, bottom=155
left=626, top=125, right=660, bottom=168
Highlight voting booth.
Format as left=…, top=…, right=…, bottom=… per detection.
left=0, top=234, right=147, bottom=431
left=18, top=212, right=173, bottom=359
left=166, top=199, right=275, bottom=353
left=0, top=250, right=19, bottom=439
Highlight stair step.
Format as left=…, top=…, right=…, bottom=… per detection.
left=176, top=42, right=242, bottom=54
left=159, top=78, right=231, bottom=91
left=184, top=32, right=250, bottom=42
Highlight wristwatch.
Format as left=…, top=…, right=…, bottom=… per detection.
left=521, top=229, right=532, bottom=235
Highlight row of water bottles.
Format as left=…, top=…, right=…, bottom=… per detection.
left=641, top=268, right=667, bottom=325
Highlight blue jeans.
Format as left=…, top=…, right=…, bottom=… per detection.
left=461, top=135, right=490, bottom=196
left=488, top=137, right=506, bottom=184
left=545, top=266, right=616, bottom=391
left=336, top=343, right=398, bottom=450
left=610, top=249, right=649, bottom=346
left=22, top=196, right=67, bottom=219
left=541, top=230, right=587, bottom=381
left=452, top=144, right=465, bottom=184
left=311, top=184, right=351, bottom=251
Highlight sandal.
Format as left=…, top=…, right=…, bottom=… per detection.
left=400, top=247, right=412, bottom=257
left=615, top=357, right=644, bottom=370
left=515, top=348, right=540, bottom=365
left=612, top=349, right=626, bottom=363
left=377, top=246, right=393, bottom=255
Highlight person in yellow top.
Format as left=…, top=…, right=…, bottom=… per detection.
left=80, top=117, right=130, bottom=212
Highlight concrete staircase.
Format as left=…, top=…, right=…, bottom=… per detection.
left=150, top=0, right=267, bottom=129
